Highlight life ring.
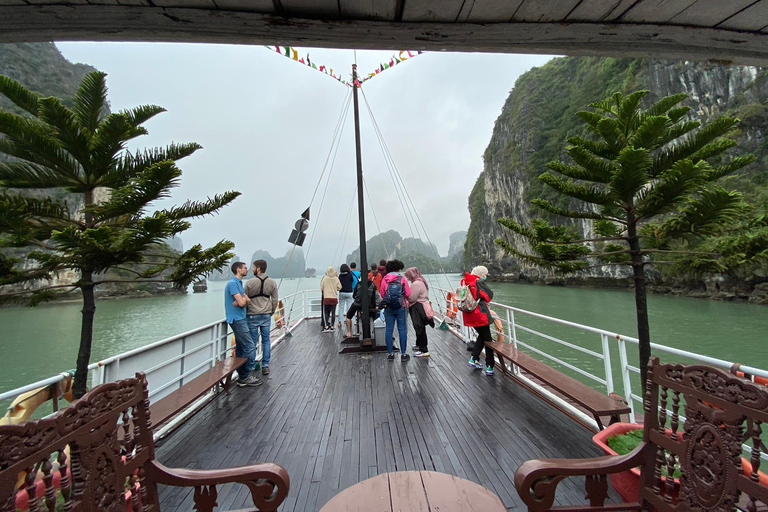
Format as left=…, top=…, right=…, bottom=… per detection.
left=445, top=292, right=458, bottom=320
left=1, top=372, right=75, bottom=426
left=274, top=300, right=286, bottom=329
left=489, top=310, right=505, bottom=343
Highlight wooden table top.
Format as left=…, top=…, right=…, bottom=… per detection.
left=319, top=470, right=507, bottom=511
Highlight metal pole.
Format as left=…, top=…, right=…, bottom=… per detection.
left=352, top=64, right=372, bottom=344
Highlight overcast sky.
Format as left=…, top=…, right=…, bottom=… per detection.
left=56, top=43, right=553, bottom=270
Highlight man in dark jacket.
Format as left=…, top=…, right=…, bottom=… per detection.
left=344, top=279, right=380, bottom=339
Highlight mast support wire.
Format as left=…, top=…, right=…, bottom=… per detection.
left=360, top=89, right=455, bottom=296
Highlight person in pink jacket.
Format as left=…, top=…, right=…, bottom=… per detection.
left=379, top=259, right=411, bottom=361
left=405, top=267, right=434, bottom=357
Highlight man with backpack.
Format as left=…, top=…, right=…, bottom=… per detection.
left=244, top=259, right=279, bottom=376
left=460, top=265, right=496, bottom=376
left=378, top=259, right=411, bottom=361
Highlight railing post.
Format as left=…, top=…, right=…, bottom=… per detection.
left=510, top=310, right=518, bottom=349
left=618, top=337, right=635, bottom=419
left=601, top=334, right=615, bottom=395
left=179, top=337, right=186, bottom=388
left=505, top=309, right=513, bottom=344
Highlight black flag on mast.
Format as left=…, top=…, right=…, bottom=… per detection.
left=288, top=208, right=310, bottom=246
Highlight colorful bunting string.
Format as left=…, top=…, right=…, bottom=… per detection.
left=264, top=46, right=424, bottom=87
left=265, top=45, right=351, bottom=86
left=358, top=50, right=423, bottom=85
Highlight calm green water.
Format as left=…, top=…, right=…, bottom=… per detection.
left=0, top=275, right=766, bottom=396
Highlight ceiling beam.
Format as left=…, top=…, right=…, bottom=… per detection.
left=0, top=6, right=766, bottom=66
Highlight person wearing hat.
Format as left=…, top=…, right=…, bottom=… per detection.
left=462, top=265, right=496, bottom=376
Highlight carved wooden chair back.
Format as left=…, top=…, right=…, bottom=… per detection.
left=640, top=356, right=768, bottom=512
left=0, top=373, right=160, bottom=512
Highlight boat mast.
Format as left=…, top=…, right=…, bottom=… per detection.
left=352, top=63, right=373, bottom=345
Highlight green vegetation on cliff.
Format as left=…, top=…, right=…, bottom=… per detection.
left=466, top=56, right=768, bottom=292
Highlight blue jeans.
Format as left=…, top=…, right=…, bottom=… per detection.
left=338, top=292, right=354, bottom=320
left=384, top=307, right=408, bottom=355
left=247, top=314, right=271, bottom=367
left=229, top=319, right=256, bottom=378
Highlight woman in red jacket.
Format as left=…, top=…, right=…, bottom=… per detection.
left=462, top=266, right=496, bottom=376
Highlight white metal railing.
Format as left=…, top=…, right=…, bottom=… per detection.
left=430, top=285, right=768, bottom=427
left=3, top=283, right=766, bottom=449
left=0, top=289, right=322, bottom=421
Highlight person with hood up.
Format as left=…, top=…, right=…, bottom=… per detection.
left=463, top=265, right=496, bottom=376
left=405, top=267, right=434, bottom=357
left=379, top=259, right=411, bottom=361
left=320, top=266, right=342, bottom=332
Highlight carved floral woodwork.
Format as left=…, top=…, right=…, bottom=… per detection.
left=515, top=357, right=768, bottom=512
left=0, top=373, right=289, bottom=512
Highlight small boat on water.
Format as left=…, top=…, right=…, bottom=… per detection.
left=192, top=279, right=208, bottom=293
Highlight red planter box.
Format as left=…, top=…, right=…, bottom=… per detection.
left=592, top=422, right=681, bottom=503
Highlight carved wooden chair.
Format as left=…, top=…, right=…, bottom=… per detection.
left=515, top=357, right=768, bottom=512
left=0, top=373, right=289, bottom=512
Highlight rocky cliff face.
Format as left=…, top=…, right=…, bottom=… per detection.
left=465, top=57, right=768, bottom=302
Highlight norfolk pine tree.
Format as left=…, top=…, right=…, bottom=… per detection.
left=495, top=90, right=756, bottom=389
left=0, top=71, right=240, bottom=397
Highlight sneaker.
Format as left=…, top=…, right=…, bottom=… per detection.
left=237, top=374, right=263, bottom=387
left=262, top=366, right=270, bottom=375
left=414, top=351, right=430, bottom=357
left=467, top=358, right=482, bottom=369
left=485, top=365, right=495, bottom=376
left=387, top=353, right=395, bottom=361
left=401, top=354, right=410, bottom=362
left=412, top=345, right=419, bottom=351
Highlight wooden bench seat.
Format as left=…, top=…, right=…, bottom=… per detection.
left=485, top=341, right=629, bottom=430
left=150, top=356, right=247, bottom=430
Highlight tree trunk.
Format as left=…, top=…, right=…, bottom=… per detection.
left=73, top=272, right=95, bottom=398
left=627, top=223, right=651, bottom=393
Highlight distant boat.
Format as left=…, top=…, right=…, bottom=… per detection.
left=192, top=279, right=208, bottom=293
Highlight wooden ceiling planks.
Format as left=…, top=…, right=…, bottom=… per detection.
left=619, top=0, right=699, bottom=23
left=565, top=0, right=637, bottom=22
left=214, top=0, right=273, bottom=13
left=339, top=0, right=396, bottom=21
left=152, top=0, right=217, bottom=8
left=669, top=0, right=757, bottom=27
left=401, top=0, right=465, bottom=22
left=279, top=0, right=339, bottom=18
left=512, top=0, right=582, bottom=22
left=717, top=1, right=768, bottom=31
left=1, top=0, right=768, bottom=66
left=454, top=0, right=525, bottom=23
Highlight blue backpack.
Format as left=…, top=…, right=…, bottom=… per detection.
left=382, top=277, right=405, bottom=310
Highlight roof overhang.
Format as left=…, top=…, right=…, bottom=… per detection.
left=0, top=1, right=767, bottom=66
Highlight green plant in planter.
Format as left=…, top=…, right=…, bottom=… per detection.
left=607, top=429, right=681, bottom=478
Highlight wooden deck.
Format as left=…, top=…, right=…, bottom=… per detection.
left=155, top=319, right=619, bottom=511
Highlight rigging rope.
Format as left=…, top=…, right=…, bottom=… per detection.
left=332, top=190, right=358, bottom=265
left=283, top=91, right=353, bottom=322
left=361, top=89, right=456, bottom=296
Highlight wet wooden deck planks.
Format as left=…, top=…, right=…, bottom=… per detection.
left=155, top=319, right=620, bottom=511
